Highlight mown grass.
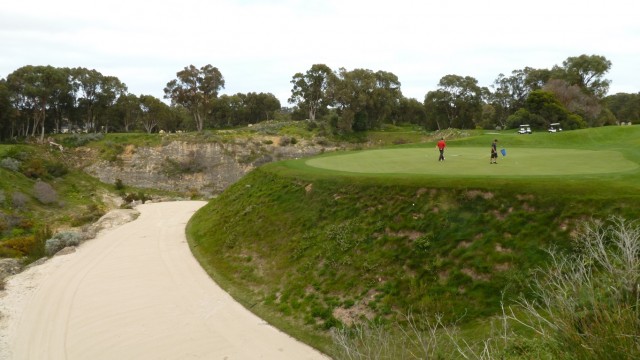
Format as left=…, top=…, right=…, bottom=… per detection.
left=187, top=125, right=640, bottom=356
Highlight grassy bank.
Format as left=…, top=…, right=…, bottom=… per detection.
left=187, top=126, right=640, bottom=356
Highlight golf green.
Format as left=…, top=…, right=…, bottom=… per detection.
left=305, top=147, right=638, bottom=176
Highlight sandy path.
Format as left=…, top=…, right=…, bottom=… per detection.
left=0, top=201, right=328, bottom=359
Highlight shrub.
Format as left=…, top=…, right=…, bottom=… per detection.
left=0, top=157, right=21, bottom=171
left=45, top=161, right=68, bottom=177
left=114, top=178, right=125, bottom=190
left=33, top=180, right=58, bottom=204
left=21, top=158, right=47, bottom=178
left=122, top=192, right=150, bottom=205
left=506, top=217, right=640, bottom=359
left=100, top=141, right=124, bottom=162
left=162, top=151, right=205, bottom=176
left=12, top=192, right=28, bottom=209
left=1, top=235, right=37, bottom=257
left=279, top=136, right=292, bottom=146
left=45, top=231, right=82, bottom=256
left=1, top=226, right=50, bottom=260
left=70, top=203, right=104, bottom=227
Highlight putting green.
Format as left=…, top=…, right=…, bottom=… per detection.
left=305, top=148, right=638, bottom=176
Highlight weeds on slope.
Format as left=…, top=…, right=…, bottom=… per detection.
left=331, top=217, right=640, bottom=360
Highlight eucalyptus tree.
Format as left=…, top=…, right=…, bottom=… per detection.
left=95, top=76, right=127, bottom=133
left=139, top=95, right=171, bottom=133
left=423, top=89, right=451, bottom=130
left=114, top=93, right=142, bottom=132
left=6, top=65, right=68, bottom=141
left=425, top=75, right=483, bottom=129
left=332, top=68, right=401, bottom=131
left=164, top=64, right=224, bottom=132
left=212, top=94, right=244, bottom=127
left=369, top=70, right=402, bottom=127
left=490, top=67, right=550, bottom=129
left=288, top=64, right=336, bottom=121
left=605, top=92, right=640, bottom=124
left=0, top=79, right=13, bottom=140
left=48, top=67, right=75, bottom=134
left=69, top=67, right=104, bottom=132
left=491, top=71, right=528, bottom=127
left=243, top=92, right=281, bottom=124
left=555, top=54, right=612, bottom=98
left=393, top=97, right=426, bottom=126
left=522, top=66, right=552, bottom=91
left=5, top=70, right=32, bottom=137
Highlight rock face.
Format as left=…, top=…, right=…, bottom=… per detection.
left=85, top=139, right=330, bottom=198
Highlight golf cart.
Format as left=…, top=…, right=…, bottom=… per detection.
left=548, top=123, right=563, bottom=132
left=518, top=124, right=532, bottom=134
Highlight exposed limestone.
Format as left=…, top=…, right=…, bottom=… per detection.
left=84, top=140, right=331, bottom=198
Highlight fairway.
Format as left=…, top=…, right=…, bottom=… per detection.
left=305, top=147, right=638, bottom=176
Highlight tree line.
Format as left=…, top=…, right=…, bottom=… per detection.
left=290, top=55, right=639, bottom=132
left=1, top=54, right=639, bottom=141
left=0, top=65, right=281, bottom=141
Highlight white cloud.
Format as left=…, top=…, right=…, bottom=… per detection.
left=1, top=0, right=638, bottom=104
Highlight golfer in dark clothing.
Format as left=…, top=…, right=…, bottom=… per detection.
left=490, top=139, right=498, bottom=164
left=437, top=138, right=446, bottom=161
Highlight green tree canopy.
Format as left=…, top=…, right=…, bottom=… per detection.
left=332, top=68, right=402, bottom=132
left=523, top=90, right=586, bottom=129
left=6, top=65, right=69, bottom=141
left=139, top=94, right=171, bottom=133
left=605, top=92, right=640, bottom=124
left=164, top=64, right=225, bottom=132
left=555, top=54, right=612, bottom=98
left=424, top=75, right=483, bottom=130
left=288, top=64, right=336, bottom=121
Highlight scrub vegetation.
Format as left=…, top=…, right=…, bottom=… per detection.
left=0, top=140, right=176, bottom=262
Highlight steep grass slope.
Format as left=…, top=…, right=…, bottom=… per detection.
left=187, top=126, right=640, bottom=354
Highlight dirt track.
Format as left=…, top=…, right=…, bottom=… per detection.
left=0, top=201, right=327, bottom=359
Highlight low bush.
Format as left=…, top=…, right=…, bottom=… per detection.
left=0, top=235, right=36, bottom=256
left=506, top=217, right=640, bottom=359
left=0, top=157, right=21, bottom=171
left=162, top=151, right=206, bottom=176
left=114, top=178, right=125, bottom=190
left=45, top=231, right=83, bottom=256
left=33, top=181, right=58, bottom=205
left=12, top=192, right=28, bottom=209
left=1, top=226, right=50, bottom=260
left=44, top=161, right=68, bottom=178
left=122, top=192, right=150, bottom=205
left=70, top=204, right=104, bottom=227
left=21, top=158, right=48, bottom=178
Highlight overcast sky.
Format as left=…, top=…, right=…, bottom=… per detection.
left=1, top=0, right=638, bottom=105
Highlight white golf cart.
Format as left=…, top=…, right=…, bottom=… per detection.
left=548, top=123, right=563, bottom=132
left=518, top=124, right=532, bottom=134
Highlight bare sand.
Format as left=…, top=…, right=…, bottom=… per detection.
left=0, top=201, right=329, bottom=359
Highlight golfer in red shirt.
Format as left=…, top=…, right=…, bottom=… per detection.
left=436, top=137, right=446, bottom=161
